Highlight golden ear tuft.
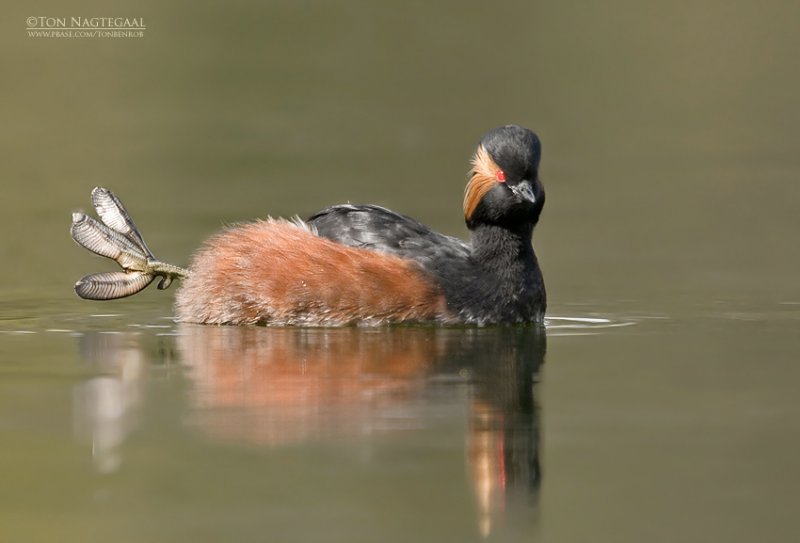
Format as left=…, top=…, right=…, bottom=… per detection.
left=463, top=146, right=502, bottom=221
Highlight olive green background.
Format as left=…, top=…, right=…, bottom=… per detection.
left=2, top=1, right=799, bottom=542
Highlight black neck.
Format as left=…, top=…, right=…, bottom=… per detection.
left=457, top=221, right=545, bottom=323
left=470, top=222, right=535, bottom=271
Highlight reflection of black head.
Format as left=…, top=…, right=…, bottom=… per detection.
left=449, top=327, right=545, bottom=495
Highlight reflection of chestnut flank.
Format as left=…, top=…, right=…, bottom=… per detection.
left=71, top=125, right=546, bottom=325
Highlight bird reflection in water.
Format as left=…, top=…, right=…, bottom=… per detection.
left=458, top=329, right=544, bottom=536
left=74, top=324, right=545, bottom=536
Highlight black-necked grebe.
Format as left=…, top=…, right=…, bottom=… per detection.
left=71, top=125, right=546, bottom=325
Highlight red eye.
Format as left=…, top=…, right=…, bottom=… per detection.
left=496, top=170, right=506, bottom=182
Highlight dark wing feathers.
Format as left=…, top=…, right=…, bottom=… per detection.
left=307, top=205, right=470, bottom=269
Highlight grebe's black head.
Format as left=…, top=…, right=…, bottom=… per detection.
left=463, top=125, right=545, bottom=230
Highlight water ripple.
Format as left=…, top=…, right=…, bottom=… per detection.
left=546, top=315, right=638, bottom=336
